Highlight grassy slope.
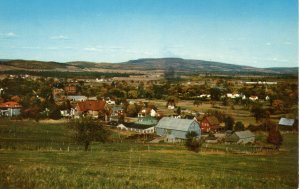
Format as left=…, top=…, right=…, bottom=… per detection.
left=0, top=119, right=298, bottom=189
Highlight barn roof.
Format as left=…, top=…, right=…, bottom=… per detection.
left=204, top=116, right=219, bottom=126
left=0, top=101, right=22, bottom=108
left=278, top=118, right=295, bottom=126
left=156, top=117, right=197, bottom=131
left=76, top=100, right=106, bottom=112
left=235, top=130, right=255, bottom=139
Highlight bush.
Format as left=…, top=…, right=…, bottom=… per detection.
left=267, top=124, right=283, bottom=149
left=185, top=131, right=202, bottom=153
left=267, top=129, right=282, bottom=145
left=234, top=121, right=245, bottom=131
left=224, top=116, right=235, bottom=130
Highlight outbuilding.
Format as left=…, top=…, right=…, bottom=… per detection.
left=155, top=117, right=201, bottom=140
left=278, top=118, right=295, bottom=127
left=225, top=130, right=255, bottom=144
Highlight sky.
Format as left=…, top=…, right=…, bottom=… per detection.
left=0, top=0, right=298, bottom=67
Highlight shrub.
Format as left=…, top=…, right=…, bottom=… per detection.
left=185, top=131, right=202, bottom=153
left=234, top=121, right=245, bottom=131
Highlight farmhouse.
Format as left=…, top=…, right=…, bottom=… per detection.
left=156, top=117, right=201, bottom=140
left=0, top=101, right=22, bottom=117
left=110, top=105, right=124, bottom=122
left=75, top=100, right=107, bottom=118
left=225, top=130, right=255, bottom=144
left=64, top=85, right=77, bottom=95
left=200, top=116, right=220, bottom=133
left=249, top=96, right=258, bottom=101
left=138, top=108, right=157, bottom=117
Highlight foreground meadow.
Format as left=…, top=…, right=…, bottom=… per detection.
left=0, top=119, right=298, bottom=189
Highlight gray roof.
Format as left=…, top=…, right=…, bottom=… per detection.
left=235, top=130, right=255, bottom=139
left=67, top=95, right=87, bottom=101
left=279, top=118, right=295, bottom=126
left=112, top=105, right=123, bottom=111
left=156, top=117, right=197, bottom=131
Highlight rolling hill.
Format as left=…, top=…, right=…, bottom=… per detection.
left=0, top=58, right=298, bottom=75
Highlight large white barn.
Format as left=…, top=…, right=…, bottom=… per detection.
left=155, top=117, right=201, bottom=141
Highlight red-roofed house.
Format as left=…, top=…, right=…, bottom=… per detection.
left=0, top=101, right=22, bottom=117
left=200, top=116, right=220, bottom=133
left=75, top=100, right=108, bottom=119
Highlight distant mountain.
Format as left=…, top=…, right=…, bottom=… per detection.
left=0, top=58, right=298, bottom=75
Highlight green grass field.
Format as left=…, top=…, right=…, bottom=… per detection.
left=0, top=119, right=298, bottom=189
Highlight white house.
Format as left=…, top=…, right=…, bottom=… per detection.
left=106, top=99, right=116, bottom=105
left=249, top=96, right=258, bottom=101
left=150, top=109, right=156, bottom=117
left=167, top=105, right=175, bottom=110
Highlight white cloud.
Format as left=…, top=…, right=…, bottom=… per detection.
left=283, top=41, right=292, bottom=45
left=83, top=47, right=102, bottom=52
left=0, top=32, right=17, bottom=39
left=50, top=35, right=69, bottom=40
left=265, top=42, right=272, bottom=46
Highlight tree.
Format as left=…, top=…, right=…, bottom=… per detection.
left=267, top=122, right=283, bottom=149
left=251, top=103, right=270, bottom=122
left=128, top=90, right=138, bottom=99
left=272, top=99, right=284, bottom=113
left=108, top=88, right=126, bottom=98
left=126, top=104, right=140, bottom=117
left=210, top=87, right=222, bottom=101
left=222, top=97, right=229, bottom=106
left=176, top=107, right=181, bottom=115
left=22, top=105, right=42, bottom=122
left=69, top=117, right=111, bottom=151
left=49, top=106, right=62, bottom=120
left=193, top=99, right=202, bottom=107
left=185, top=131, right=202, bottom=153
left=234, top=121, right=245, bottom=131
left=166, top=96, right=178, bottom=107
left=224, top=116, right=235, bottom=131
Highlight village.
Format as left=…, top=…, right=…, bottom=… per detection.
left=0, top=73, right=297, bottom=153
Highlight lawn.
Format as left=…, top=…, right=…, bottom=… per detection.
left=0, top=119, right=298, bottom=189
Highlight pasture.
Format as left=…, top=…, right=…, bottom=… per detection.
left=0, top=119, right=298, bottom=189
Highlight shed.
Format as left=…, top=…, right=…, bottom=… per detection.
left=278, top=118, right=295, bottom=126
left=155, top=117, right=201, bottom=139
left=117, top=124, right=128, bottom=130
left=225, top=130, right=255, bottom=144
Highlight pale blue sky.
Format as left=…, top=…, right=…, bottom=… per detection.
left=0, top=0, right=298, bottom=67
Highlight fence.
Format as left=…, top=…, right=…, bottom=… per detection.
left=117, top=126, right=155, bottom=134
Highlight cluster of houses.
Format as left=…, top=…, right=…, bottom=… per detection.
left=0, top=101, right=22, bottom=117
left=0, top=83, right=295, bottom=145
left=197, top=93, right=269, bottom=101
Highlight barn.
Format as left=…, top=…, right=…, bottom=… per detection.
left=201, top=116, right=220, bottom=133
left=225, top=130, right=255, bottom=144
left=155, top=117, right=201, bottom=140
